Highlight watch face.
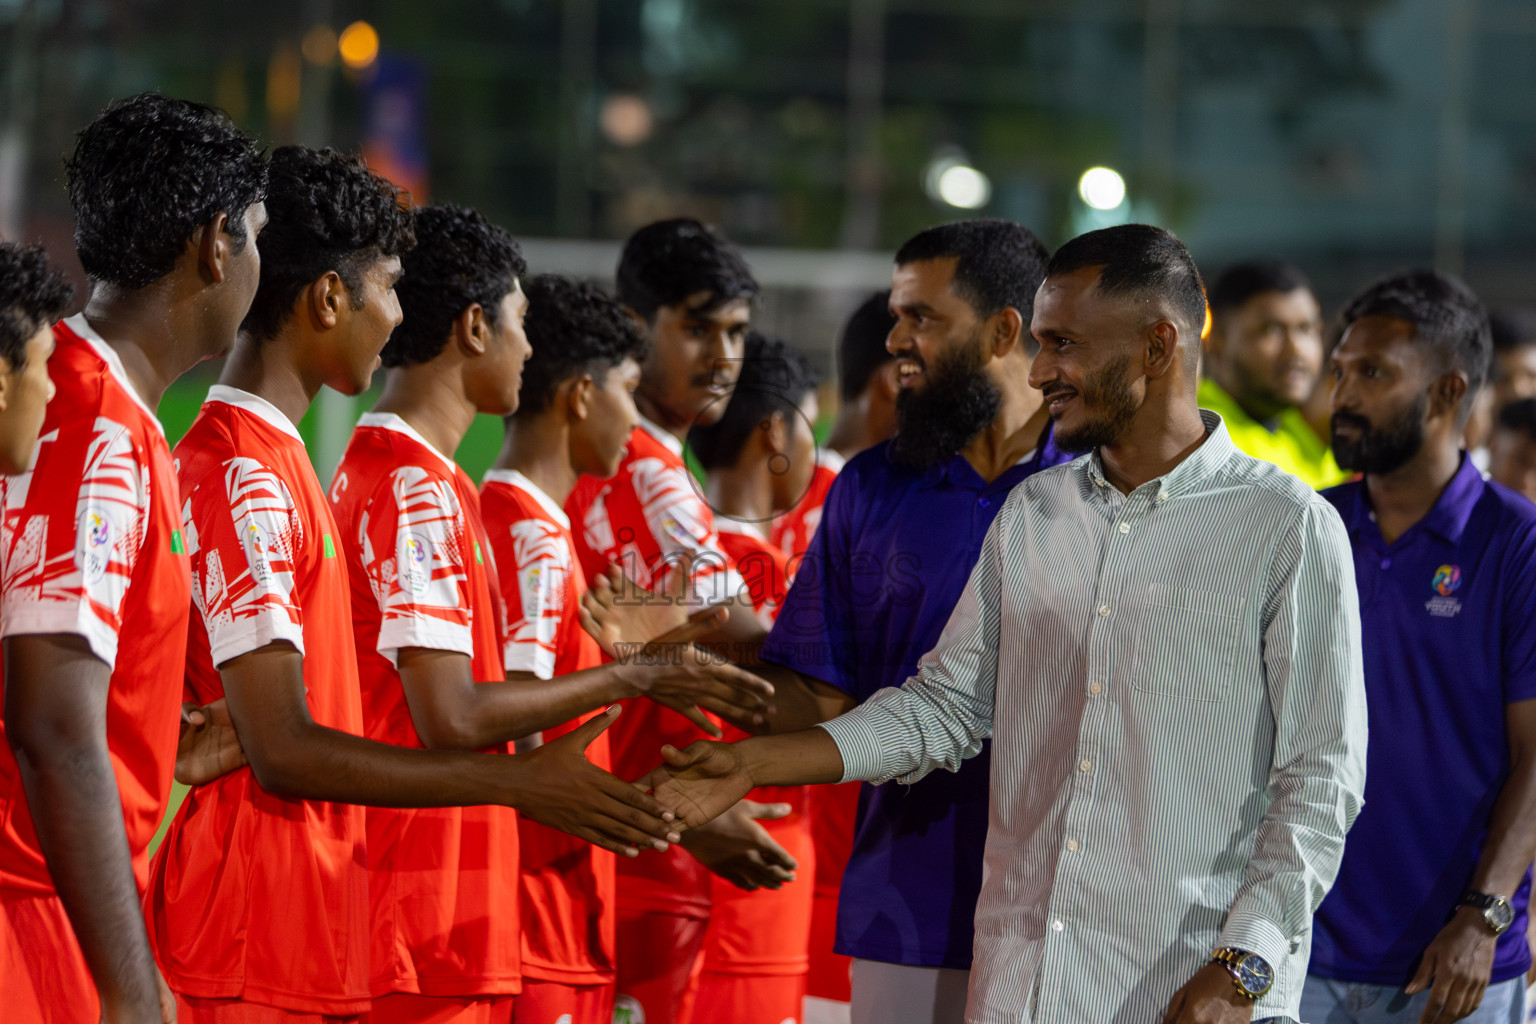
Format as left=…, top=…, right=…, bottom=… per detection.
left=1238, top=954, right=1274, bottom=995
left=1489, top=900, right=1515, bottom=932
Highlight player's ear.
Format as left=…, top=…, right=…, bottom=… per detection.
left=764, top=410, right=789, bottom=453
left=568, top=373, right=595, bottom=422
left=309, top=271, right=347, bottom=329
left=192, top=210, right=231, bottom=284
left=455, top=303, right=489, bottom=358
left=990, top=307, right=1024, bottom=359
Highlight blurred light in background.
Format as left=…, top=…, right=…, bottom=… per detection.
left=600, top=93, right=654, bottom=147
left=1078, top=167, right=1127, bottom=211
left=302, top=24, right=338, bottom=67
left=924, top=152, right=991, bottom=210
left=339, top=21, right=379, bottom=70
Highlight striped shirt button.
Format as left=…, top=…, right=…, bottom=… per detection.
left=1089, top=682, right=1101, bottom=695
left=1079, top=759, right=1092, bottom=772
left=1118, top=522, right=1130, bottom=533
left=1051, top=919, right=1065, bottom=932
left=1066, top=838, right=1079, bottom=851
left=1097, top=604, right=1111, bottom=617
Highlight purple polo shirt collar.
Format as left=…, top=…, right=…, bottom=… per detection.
left=1338, top=451, right=1483, bottom=548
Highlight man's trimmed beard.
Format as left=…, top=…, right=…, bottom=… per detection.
left=889, top=334, right=1001, bottom=471
left=1052, top=352, right=1140, bottom=454
left=1331, top=395, right=1427, bottom=475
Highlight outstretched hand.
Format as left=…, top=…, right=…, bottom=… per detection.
left=635, top=739, right=759, bottom=830
left=175, top=698, right=247, bottom=786
left=581, top=562, right=725, bottom=654
left=514, top=705, right=683, bottom=858
left=682, top=798, right=798, bottom=891
left=626, top=645, right=775, bottom=737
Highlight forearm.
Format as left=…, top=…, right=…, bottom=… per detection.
left=243, top=716, right=539, bottom=809
left=736, top=728, right=847, bottom=787
left=1470, top=748, right=1536, bottom=896
left=12, top=742, right=160, bottom=1017
left=755, top=663, right=856, bottom=734
left=422, top=663, right=636, bottom=750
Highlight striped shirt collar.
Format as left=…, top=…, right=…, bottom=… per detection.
left=1082, top=409, right=1234, bottom=503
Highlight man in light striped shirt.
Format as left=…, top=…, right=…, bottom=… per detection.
left=646, top=224, right=1368, bottom=1023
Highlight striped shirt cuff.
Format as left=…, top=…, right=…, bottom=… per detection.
left=818, top=707, right=891, bottom=784
left=1217, top=911, right=1292, bottom=995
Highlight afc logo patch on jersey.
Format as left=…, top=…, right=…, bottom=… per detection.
left=398, top=531, right=432, bottom=595
left=242, top=517, right=275, bottom=588
left=76, top=505, right=116, bottom=585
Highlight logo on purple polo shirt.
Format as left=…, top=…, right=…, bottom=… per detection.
left=1426, top=564, right=1464, bottom=617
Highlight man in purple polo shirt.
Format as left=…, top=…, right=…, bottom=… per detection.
left=1305, top=270, right=1536, bottom=1024
left=754, top=219, right=1069, bottom=1024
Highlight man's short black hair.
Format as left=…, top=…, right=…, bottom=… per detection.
left=1045, top=224, right=1208, bottom=336
left=515, top=274, right=649, bottom=419
left=615, top=218, right=758, bottom=322
left=385, top=204, right=527, bottom=367
left=242, top=146, right=415, bottom=342
left=838, top=290, right=896, bottom=402
left=1496, top=397, right=1536, bottom=443
left=66, top=92, right=267, bottom=290
left=1341, top=270, right=1491, bottom=405
left=690, top=331, right=820, bottom=471
left=1490, top=309, right=1536, bottom=355
left=894, top=219, right=1050, bottom=328
left=1208, top=260, right=1312, bottom=314
left=0, top=243, right=74, bottom=369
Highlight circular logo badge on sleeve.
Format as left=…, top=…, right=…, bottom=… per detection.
left=398, top=531, right=432, bottom=595
left=76, top=507, right=114, bottom=584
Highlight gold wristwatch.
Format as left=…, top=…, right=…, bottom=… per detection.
left=1211, top=947, right=1274, bottom=1000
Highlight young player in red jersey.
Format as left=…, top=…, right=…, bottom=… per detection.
left=0, top=94, right=267, bottom=1024
left=684, top=332, right=824, bottom=1024
left=332, top=218, right=773, bottom=1024
left=481, top=275, right=647, bottom=1023
left=565, top=220, right=803, bottom=1024
left=146, top=150, right=684, bottom=1024
left=778, top=291, right=896, bottom=1024
left=0, top=244, right=71, bottom=477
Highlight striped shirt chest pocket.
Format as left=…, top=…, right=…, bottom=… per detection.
left=1128, top=587, right=1247, bottom=703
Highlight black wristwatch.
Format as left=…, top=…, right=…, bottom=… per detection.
left=1211, top=947, right=1275, bottom=999
left=1459, top=891, right=1515, bottom=936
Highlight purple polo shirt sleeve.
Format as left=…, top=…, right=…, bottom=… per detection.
left=1502, top=523, right=1536, bottom=704
left=763, top=464, right=860, bottom=695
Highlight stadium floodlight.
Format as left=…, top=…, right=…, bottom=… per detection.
left=924, top=152, right=991, bottom=210
left=1078, top=167, right=1126, bottom=211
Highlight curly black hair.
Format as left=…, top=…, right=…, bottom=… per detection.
left=240, top=146, right=415, bottom=341
left=689, top=331, right=820, bottom=471
left=514, top=274, right=649, bottom=419
left=615, top=218, right=758, bottom=322
left=0, top=243, right=75, bottom=369
left=66, top=92, right=267, bottom=290
left=384, top=204, right=527, bottom=367
left=838, top=290, right=896, bottom=401
left=1341, top=269, right=1491, bottom=420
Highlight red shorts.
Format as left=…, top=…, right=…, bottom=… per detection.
left=511, top=980, right=613, bottom=1024
left=361, top=993, right=514, bottom=1024
left=178, top=995, right=363, bottom=1024
left=613, top=907, right=708, bottom=1024
left=686, top=973, right=805, bottom=1024
left=0, top=891, right=99, bottom=1024
left=804, top=890, right=851, bottom=1003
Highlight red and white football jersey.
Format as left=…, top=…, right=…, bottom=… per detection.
left=330, top=412, right=521, bottom=998
left=0, top=315, right=190, bottom=896
left=716, top=521, right=792, bottom=631
left=481, top=468, right=616, bottom=987
left=565, top=417, right=745, bottom=919
left=144, top=386, right=369, bottom=1014
left=768, top=449, right=843, bottom=560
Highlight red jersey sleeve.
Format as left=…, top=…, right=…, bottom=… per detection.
left=1, top=417, right=152, bottom=667
left=502, top=517, right=571, bottom=680
left=184, top=455, right=307, bottom=665
left=626, top=455, right=745, bottom=608
left=355, top=465, right=475, bottom=659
